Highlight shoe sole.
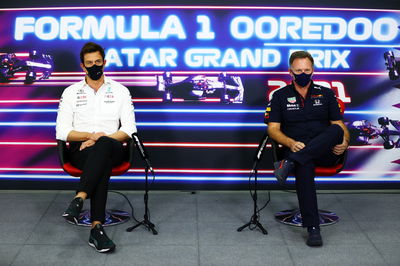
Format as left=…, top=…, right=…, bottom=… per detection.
left=306, top=237, right=323, bottom=247
left=62, top=213, right=78, bottom=225
left=306, top=241, right=323, bottom=247
left=88, top=242, right=115, bottom=253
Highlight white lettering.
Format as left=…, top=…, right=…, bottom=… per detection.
left=35, top=17, right=59, bottom=40
left=160, top=15, right=186, bottom=39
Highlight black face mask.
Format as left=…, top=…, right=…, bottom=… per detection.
left=293, top=72, right=312, bottom=87
left=85, top=64, right=103, bottom=80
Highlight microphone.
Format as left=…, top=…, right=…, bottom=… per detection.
left=252, top=133, right=269, bottom=172
left=131, top=133, right=153, bottom=172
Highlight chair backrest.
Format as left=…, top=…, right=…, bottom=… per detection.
left=270, top=97, right=347, bottom=176
left=57, top=139, right=134, bottom=177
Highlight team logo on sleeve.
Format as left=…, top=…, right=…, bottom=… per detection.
left=337, top=100, right=343, bottom=113
left=287, top=97, right=296, bottom=103
left=264, top=107, right=271, bottom=119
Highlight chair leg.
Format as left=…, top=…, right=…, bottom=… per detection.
left=64, top=209, right=130, bottom=227
left=274, top=209, right=339, bottom=226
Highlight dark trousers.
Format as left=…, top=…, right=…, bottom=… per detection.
left=69, top=136, right=125, bottom=223
left=285, top=124, right=344, bottom=227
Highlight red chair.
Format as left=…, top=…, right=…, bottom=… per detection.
left=272, top=99, right=347, bottom=226
left=57, top=139, right=134, bottom=226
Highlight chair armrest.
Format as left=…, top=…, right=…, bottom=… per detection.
left=269, top=137, right=284, bottom=163
left=56, top=140, right=69, bottom=166
left=126, top=138, right=135, bottom=167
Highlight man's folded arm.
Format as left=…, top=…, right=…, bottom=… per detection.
left=268, top=122, right=296, bottom=148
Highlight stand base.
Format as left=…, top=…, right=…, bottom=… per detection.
left=237, top=215, right=268, bottom=235
left=126, top=218, right=158, bottom=235
left=274, top=209, right=339, bottom=227
left=64, top=209, right=130, bottom=227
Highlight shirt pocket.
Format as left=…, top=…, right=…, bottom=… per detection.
left=308, top=100, right=329, bottom=120
left=73, top=101, right=90, bottom=120
left=283, top=108, right=305, bottom=122
left=101, top=100, right=119, bottom=117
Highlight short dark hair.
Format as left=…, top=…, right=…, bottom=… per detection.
left=80, top=42, right=105, bottom=64
left=289, top=51, right=314, bottom=66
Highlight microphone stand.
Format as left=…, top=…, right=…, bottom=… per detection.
left=127, top=164, right=158, bottom=235
left=126, top=134, right=158, bottom=235
left=237, top=134, right=268, bottom=235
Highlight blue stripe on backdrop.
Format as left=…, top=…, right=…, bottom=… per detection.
left=1, top=174, right=400, bottom=182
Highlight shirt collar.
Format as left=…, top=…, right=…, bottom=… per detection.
left=80, top=75, right=111, bottom=89
left=290, top=80, right=315, bottom=98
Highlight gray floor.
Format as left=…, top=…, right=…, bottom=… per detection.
left=1, top=190, right=400, bottom=266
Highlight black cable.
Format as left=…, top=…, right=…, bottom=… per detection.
left=246, top=167, right=272, bottom=231
left=144, top=167, right=154, bottom=221
left=256, top=190, right=271, bottom=213
left=109, top=190, right=140, bottom=224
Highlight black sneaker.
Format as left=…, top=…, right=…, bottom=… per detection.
left=273, top=159, right=295, bottom=185
left=62, top=197, right=83, bottom=225
left=88, top=224, right=116, bottom=253
left=306, top=227, right=323, bottom=247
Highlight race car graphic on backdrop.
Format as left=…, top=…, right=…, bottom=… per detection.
left=0, top=50, right=53, bottom=84
left=348, top=117, right=400, bottom=150
left=157, top=72, right=244, bottom=103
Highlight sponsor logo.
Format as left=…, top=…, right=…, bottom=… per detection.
left=313, top=99, right=323, bottom=106
left=286, top=103, right=300, bottom=110
left=311, top=94, right=323, bottom=99
left=76, top=102, right=87, bottom=107
left=287, top=97, right=296, bottom=103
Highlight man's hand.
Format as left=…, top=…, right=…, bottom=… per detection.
left=332, top=139, right=349, bottom=155
left=290, top=141, right=305, bottom=152
left=89, top=132, right=106, bottom=141
left=80, top=139, right=96, bottom=151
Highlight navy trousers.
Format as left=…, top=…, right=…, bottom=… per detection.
left=285, top=124, right=344, bottom=227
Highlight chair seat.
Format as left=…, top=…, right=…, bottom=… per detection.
left=63, top=162, right=82, bottom=177
left=62, top=161, right=132, bottom=177
left=315, top=164, right=344, bottom=176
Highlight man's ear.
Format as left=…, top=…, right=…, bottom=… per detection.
left=288, top=68, right=294, bottom=78
left=80, top=63, right=87, bottom=73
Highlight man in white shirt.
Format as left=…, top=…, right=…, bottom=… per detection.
left=56, top=42, right=136, bottom=253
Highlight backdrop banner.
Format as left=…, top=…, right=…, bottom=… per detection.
left=0, top=6, right=399, bottom=188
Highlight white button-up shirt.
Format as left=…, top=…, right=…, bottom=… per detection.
left=56, top=77, right=137, bottom=141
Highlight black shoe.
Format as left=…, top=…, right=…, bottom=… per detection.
left=89, top=224, right=116, bottom=253
left=273, top=159, right=295, bottom=185
left=62, top=197, right=83, bottom=225
left=306, top=227, right=323, bottom=247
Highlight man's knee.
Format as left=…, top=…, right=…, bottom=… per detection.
left=97, top=136, right=119, bottom=145
left=95, top=136, right=116, bottom=152
left=328, top=124, right=344, bottom=139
